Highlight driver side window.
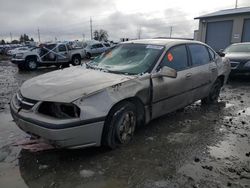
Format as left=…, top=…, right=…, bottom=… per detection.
left=58, top=44, right=67, bottom=52
left=161, top=45, right=188, bottom=71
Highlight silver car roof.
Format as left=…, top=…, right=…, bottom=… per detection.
left=123, top=39, right=205, bottom=47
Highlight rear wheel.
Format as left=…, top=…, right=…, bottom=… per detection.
left=102, top=102, right=137, bottom=149
left=201, top=79, right=222, bottom=105
left=25, top=58, right=38, bottom=71
left=71, top=56, right=81, bottom=66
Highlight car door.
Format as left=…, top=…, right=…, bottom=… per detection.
left=90, top=44, right=98, bottom=55
left=187, top=44, right=214, bottom=102
left=151, top=44, right=194, bottom=119
left=57, top=44, right=69, bottom=63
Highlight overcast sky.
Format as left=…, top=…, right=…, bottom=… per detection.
left=0, top=0, right=249, bottom=42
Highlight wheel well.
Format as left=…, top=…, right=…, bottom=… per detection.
left=25, top=55, right=37, bottom=62
left=106, top=97, right=145, bottom=126
left=217, top=75, right=225, bottom=85
left=72, top=54, right=81, bottom=59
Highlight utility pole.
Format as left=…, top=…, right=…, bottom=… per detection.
left=82, top=33, right=85, bottom=41
left=90, top=17, right=93, bottom=40
left=10, top=32, right=12, bottom=42
left=137, top=26, right=142, bottom=39
left=170, top=26, right=173, bottom=38
left=235, top=0, right=238, bottom=8
left=37, top=27, right=41, bottom=43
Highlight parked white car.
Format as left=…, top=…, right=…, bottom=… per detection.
left=7, top=46, right=30, bottom=56
left=84, top=40, right=110, bottom=59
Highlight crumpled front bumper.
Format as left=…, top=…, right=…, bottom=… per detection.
left=10, top=95, right=105, bottom=149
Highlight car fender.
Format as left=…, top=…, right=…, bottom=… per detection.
left=73, top=74, right=151, bottom=122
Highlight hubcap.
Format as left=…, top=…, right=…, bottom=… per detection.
left=117, top=111, right=136, bottom=144
left=74, top=59, right=80, bottom=65
left=29, top=61, right=37, bottom=69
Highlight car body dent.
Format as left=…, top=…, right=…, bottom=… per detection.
left=74, top=73, right=151, bottom=121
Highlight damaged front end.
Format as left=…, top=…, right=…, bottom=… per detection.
left=10, top=91, right=105, bottom=149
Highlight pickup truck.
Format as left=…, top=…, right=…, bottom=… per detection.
left=11, top=42, right=85, bottom=71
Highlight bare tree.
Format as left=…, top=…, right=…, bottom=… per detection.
left=93, top=29, right=109, bottom=41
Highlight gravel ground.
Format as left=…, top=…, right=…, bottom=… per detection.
left=0, top=61, right=249, bottom=188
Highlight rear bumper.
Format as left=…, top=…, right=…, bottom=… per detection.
left=10, top=96, right=105, bottom=149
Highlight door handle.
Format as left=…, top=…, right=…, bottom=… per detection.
left=185, top=73, right=192, bottom=78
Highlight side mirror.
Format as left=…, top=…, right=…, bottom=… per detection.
left=152, top=66, right=177, bottom=78
left=216, top=51, right=225, bottom=57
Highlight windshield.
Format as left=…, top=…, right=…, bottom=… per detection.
left=224, top=43, right=250, bottom=53
left=87, top=43, right=164, bottom=75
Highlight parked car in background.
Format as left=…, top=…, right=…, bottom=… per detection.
left=7, top=46, right=31, bottom=56
left=223, top=42, right=250, bottom=75
left=10, top=39, right=230, bottom=149
left=84, top=40, right=110, bottom=58
left=11, top=42, right=85, bottom=71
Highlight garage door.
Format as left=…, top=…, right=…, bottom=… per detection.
left=206, top=20, right=233, bottom=51
left=242, top=19, right=250, bottom=42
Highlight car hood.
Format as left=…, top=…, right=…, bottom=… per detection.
left=20, top=66, right=135, bottom=102
left=225, top=52, right=250, bottom=61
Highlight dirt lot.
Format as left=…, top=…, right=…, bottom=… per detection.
left=0, top=61, right=249, bottom=188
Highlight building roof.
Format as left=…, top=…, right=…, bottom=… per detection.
left=195, top=6, right=250, bottom=19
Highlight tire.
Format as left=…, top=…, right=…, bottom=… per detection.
left=102, top=102, right=137, bottom=149
left=201, top=79, right=222, bottom=105
left=86, top=52, right=91, bottom=59
left=25, top=58, right=38, bottom=71
left=71, top=55, right=81, bottom=66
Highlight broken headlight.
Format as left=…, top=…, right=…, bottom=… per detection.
left=38, top=102, right=80, bottom=119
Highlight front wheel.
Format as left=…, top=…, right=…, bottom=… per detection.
left=201, top=79, right=222, bottom=105
left=71, top=56, right=81, bottom=66
left=102, top=102, right=137, bottom=149
left=25, top=58, right=38, bottom=71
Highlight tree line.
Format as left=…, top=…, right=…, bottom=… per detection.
left=0, top=34, right=34, bottom=45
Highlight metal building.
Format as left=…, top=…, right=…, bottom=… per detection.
left=195, top=7, right=250, bottom=51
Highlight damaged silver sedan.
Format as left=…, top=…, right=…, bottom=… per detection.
left=10, top=39, right=231, bottom=149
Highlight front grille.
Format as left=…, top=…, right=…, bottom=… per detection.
left=15, top=92, right=38, bottom=110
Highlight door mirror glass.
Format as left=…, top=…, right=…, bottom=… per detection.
left=216, top=51, right=225, bottom=57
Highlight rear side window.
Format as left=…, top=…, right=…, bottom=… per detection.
left=161, top=45, right=188, bottom=71
left=188, top=44, right=210, bottom=66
